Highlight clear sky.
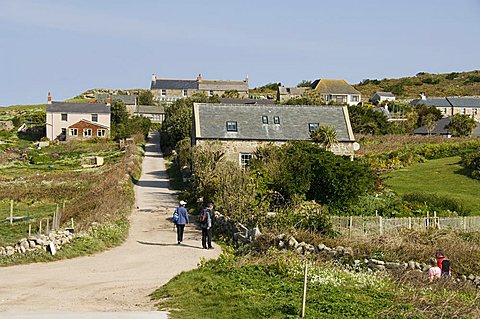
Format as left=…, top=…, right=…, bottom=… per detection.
left=1, top=0, right=479, bottom=106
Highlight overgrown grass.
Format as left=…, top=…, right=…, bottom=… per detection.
left=152, top=249, right=480, bottom=318
left=0, top=218, right=129, bottom=267
left=384, top=156, right=480, bottom=214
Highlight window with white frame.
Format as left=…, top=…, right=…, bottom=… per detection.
left=209, top=90, right=214, bottom=96
left=83, top=128, right=92, bottom=137
left=309, top=123, right=319, bottom=132
left=161, top=89, right=166, bottom=96
left=240, top=153, right=253, bottom=167
left=97, top=129, right=106, bottom=137
left=226, top=121, right=237, bottom=132
left=61, top=113, right=68, bottom=121
left=273, top=116, right=280, bottom=124
left=261, top=115, right=268, bottom=124
left=91, top=114, right=98, bottom=122
left=443, top=108, right=448, bottom=114
left=462, top=108, right=466, bottom=115
left=69, top=128, right=78, bottom=136
left=473, top=109, right=478, bottom=115
left=351, top=95, right=359, bottom=102
left=183, top=89, right=188, bottom=97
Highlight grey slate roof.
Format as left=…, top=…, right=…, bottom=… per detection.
left=414, top=117, right=480, bottom=137
left=46, top=101, right=110, bottom=114
left=126, top=105, right=165, bottom=114
left=446, top=97, right=480, bottom=107
left=150, top=79, right=198, bottom=90
left=278, top=87, right=309, bottom=95
left=193, top=103, right=354, bottom=142
left=374, top=92, right=395, bottom=97
left=96, top=94, right=137, bottom=105
left=220, top=98, right=276, bottom=105
left=411, top=96, right=480, bottom=108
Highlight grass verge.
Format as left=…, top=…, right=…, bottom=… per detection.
left=0, top=218, right=128, bottom=267
left=151, top=248, right=479, bottom=318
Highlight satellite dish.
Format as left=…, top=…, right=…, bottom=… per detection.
left=353, top=142, right=360, bottom=151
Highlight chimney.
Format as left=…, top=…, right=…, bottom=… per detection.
left=420, top=92, right=426, bottom=100
left=197, top=73, right=203, bottom=81
left=47, top=92, right=52, bottom=104
left=106, top=97, right=111, bottom=106
left=151, top=73, right=156, bottom=82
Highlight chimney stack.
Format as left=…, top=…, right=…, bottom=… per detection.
left=197, top=73, right=203, bottom=81
left=106, top=97, right=111, bottom=106
left=151, top=73, right=156, bottom=82
left=420, top=92, right=426, bottom=100
left=47, top=92, right=52, bottom=104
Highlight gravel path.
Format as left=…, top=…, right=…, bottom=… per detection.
left=0, top=132, right=220, bottom=316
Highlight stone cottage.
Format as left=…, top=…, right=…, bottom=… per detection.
left=192, top=103, right=356, bottom=166
left=150, top=73, right=249, bottom=102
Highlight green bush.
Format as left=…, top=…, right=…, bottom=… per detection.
left=402, top=192, right=470, bottom=216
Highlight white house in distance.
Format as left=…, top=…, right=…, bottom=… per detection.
left=310, top=79, right=361, bottom=106
left=371, top=92, right=396, bottom=105
left=45, top=93, right=111, bottom=141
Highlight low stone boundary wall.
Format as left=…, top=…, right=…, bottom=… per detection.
left=0, top=230, right=74, bottom=257
left=274, top=233, right=480, bottom=288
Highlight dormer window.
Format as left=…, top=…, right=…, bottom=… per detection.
left=309, top=123, right=319, bottom=132
left=261, top=116, right=268, bottom=124
left=226, top=121, right=237, bottom=132
left=273, top=116, right=280, bottom=124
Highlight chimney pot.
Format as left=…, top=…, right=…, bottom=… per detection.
left=197, top=73, right=203, bottom=81
left=47, top=92, right=52, bottom=104
left=151, top=74, right=156, bottom=82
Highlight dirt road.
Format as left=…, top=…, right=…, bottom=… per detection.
left=0, top=132, right=220, bottom=315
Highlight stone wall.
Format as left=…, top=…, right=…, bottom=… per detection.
left=273, top=233, right=480, bottom=288
left=0, top=230, right=74, bottom=257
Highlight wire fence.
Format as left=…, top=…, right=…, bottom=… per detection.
left=330, top=215, right=480, bottom=237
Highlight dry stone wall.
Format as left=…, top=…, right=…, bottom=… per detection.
left=0, top=230, right=74, bottom=257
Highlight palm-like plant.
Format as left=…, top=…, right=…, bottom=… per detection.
left=310, top=125, right=338, bottom=149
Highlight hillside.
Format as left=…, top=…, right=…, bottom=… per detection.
left=354, top=70, right=480, bottom=100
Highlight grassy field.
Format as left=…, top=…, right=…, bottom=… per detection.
left=152, top=249, right=480, bottom=318
left=384, top=156, right=480, bottom=213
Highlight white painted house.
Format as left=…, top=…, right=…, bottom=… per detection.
left=371, top=92, right=396, bottom=104
left=310, top=79, right=361, bottom=106
left=45, top=93, right=111, bottom=141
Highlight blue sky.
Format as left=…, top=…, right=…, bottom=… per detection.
left=1, top=0, right=479, bottom=106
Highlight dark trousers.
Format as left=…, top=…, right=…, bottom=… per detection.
left=201, top=228, right=212, bottom=249
left=176, top=224, right=185, bottom=243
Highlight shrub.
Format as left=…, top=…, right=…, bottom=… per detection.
left=402, top=192, right=470, bottom=216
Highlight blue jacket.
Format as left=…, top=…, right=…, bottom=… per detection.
left=175, top=206, right=189, bottom=225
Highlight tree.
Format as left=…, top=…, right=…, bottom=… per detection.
left=347, top=105, right=391, bottom=135
left=414, top=105, right=442, bottom=128
left=310, top=125, right=338, bottom=149
left=138, top=90, right=154, bottom=105
left=446, top=114, right=476, bottom=137
left=297, top=80, right=312, bottom=88
left=111, top=100, right=129, bottom=125
left=422, top=113, right=437, bottom=135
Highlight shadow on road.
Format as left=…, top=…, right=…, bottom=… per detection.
left=136, top=240, right=205, bottom=250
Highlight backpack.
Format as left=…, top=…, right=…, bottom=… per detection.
left=200, top=209, right=209, bottom=226
left=172, top=209, right=179, bottom=224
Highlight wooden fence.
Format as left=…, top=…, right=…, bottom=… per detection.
left=331, top=215, right=480, bottom=237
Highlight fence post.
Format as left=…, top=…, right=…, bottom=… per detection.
left=349, top=216, right=353, bottom=238
left=28, top=224, right=32, bottom=237
left=10, top=200, right=13, bottom=224
left=426, top=212, right=429, bottom=229
left=46, top=218, right=50, bottom=234
left=39, top=219, right=42, bottom=234
left=463, top=216, right=467, bottom=231
left=408, top=217, right=412, bottom=230
left=379, top=216, right=383, bottom=235
left=301, top=262, right=308, bottom=318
